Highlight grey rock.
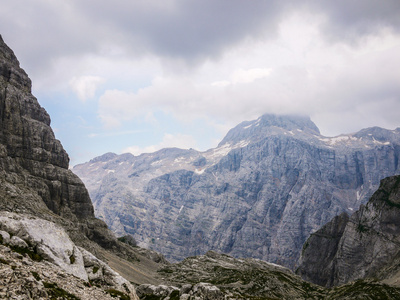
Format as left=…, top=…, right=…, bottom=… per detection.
left=9, top=236, right=28, bottom=249
left=0, top=230, right=10, bottom=244
left=74, top=114, right=400, bottom=269
left=297, top=175, right=400, bottom=287
left=0, top=35, right=141, bottom=298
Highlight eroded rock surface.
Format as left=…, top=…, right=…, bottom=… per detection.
left=0, top=212, right=138, bottom=299
left=0, top=34, right=142, bottom=298
left=297, top=175, right=400, bottom=287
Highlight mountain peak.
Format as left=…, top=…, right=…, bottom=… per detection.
left=219, top=114, right=319, bottom=146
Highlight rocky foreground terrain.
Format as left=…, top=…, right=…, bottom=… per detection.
left=297, top=175, right=400, bottom=288
left=74, top=113, right=400, bottom=268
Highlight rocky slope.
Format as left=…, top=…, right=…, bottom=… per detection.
left=0, top=212, right=137, bottom=299
left=297, top=175, right=400, bottom=287
left=0, top=34, right=172, bottom=299
left=135, top=250, right=400, bottom=300
left=73, top=114, right=400, bottom=268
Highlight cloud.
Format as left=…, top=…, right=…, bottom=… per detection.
left=2, top=0, right=400, bottom=82
left=123, top=133, right=197, bottom=155
left=97, top=19, right=400, bottom=136
left=70, top=76, right=105, bottom=101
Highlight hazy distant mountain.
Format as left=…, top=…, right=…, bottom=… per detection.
left=73, top=114, right=400, bottom=268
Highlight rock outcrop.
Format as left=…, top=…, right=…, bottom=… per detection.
left=0, top=212, right=136, bottom=300
left=297, top=175, right=400, bottom=287
left=74, top=114, right=400, bottom=268
left=135, top=250, right=400, bottom=299
left=0, top=34, right=117, bottom=252
left=0, top=35, right=143, bottom=298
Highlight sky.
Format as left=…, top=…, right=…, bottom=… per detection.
left=1, top=0, right=400, bottom=166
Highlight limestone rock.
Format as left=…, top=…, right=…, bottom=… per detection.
left=297, top=175, right=400, bottom=287
left=0, top=230, right=10, bottom=244
left=79, top=246, right=137, bottom=297
left=9, top=235, right=29, bottom=249
left=0, top=212, right=139, bottom=299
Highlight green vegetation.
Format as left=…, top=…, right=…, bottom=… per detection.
left=169, top=290, right=180, bottom=300
left=356, top=223, right=369, bottom=233
left=93, top=266, right=99, bottom=274
left=117, top=235, right=138, bottom=247
left=43, top=282, right=80, bottom=300
left=9, top=245, right=43, bottom=261
left=69, top=254, right=75, bottom=264
left=0, top=257, right=9, bottom=264
left=327, top=279, right=400, bottom=299
left=31, top=271, right=41, bottom=281
left=106, top=288, right=130, bottom=300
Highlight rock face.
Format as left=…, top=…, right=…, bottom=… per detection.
left=297, top=175, right=400, bottom=287
left=74, top=113, right=400, bottom=268
left=0, top=35, right=141, bottom=298
left=0, top=34, right=105, bottom=240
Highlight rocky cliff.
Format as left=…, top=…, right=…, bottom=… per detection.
left=297, top=175, right=400, bottom=287
left=73, top=113, right=400, bottom=269
left=0, top=34, right=157, bottom=299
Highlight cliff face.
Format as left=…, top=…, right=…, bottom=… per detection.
left=297, top=175, right=400, bottom=287
left=0, top=35, right=94, bottom=220
left=73, top=113, right=400, bottom=268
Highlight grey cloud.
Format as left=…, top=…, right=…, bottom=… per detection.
left=306, top=0, right=400, bottom=43
left=1, top=0, right=399, bottom=76
left=73, top=0, right=285, bottom=60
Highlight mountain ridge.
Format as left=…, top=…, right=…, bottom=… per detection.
left=73, top=112, right=400, bottom=268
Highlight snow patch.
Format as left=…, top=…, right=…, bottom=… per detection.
left=179, top=205, right=184, bottom=214
left=151, top=160, right=164, bottom=166
left=243, top=124, right=253, bottom=129
left=236, top=140, right=250, bottom=148
left=195, top=168, right=205, bottom=175
left=372, top=137, right=390, bottom=145
left=107, top=170, right=115, bottom=174
left=320, top=135, right=359, bottom=145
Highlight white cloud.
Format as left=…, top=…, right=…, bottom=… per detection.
left=69, top=75, right=105, bottom=101
left=232, top=68, right=273, bottom=84
left=123, top=133, right=197, bottom=155
left=97, top=15, right=400, bottom=137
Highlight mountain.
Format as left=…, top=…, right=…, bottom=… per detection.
left=73, top=113, right=400, bottom=268
left=0, top=34, right=169, bottom=299
left=297, top=175, right=400, bottom=287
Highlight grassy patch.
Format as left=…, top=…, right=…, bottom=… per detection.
left=43, top=282, right=80, bottom=300
left=0, top=257, right=9, bottom=264
left=9, top=245, right=43, bottom=261
left=356, top=223, right=368, bottom=233
left=69, top=254, right=75, bottom=264
left=106, top=288, right=131, bottom=300
left=31, top=271, right=41, bottom=281
left=93, top=266, right=99, bottom=274
left=169, top=290, right=180, bottom=300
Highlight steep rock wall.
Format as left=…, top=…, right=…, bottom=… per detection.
left=297, top=175, right=400, bottom=287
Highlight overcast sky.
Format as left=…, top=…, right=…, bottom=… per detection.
left=1, top=0, right=400, bottom=166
